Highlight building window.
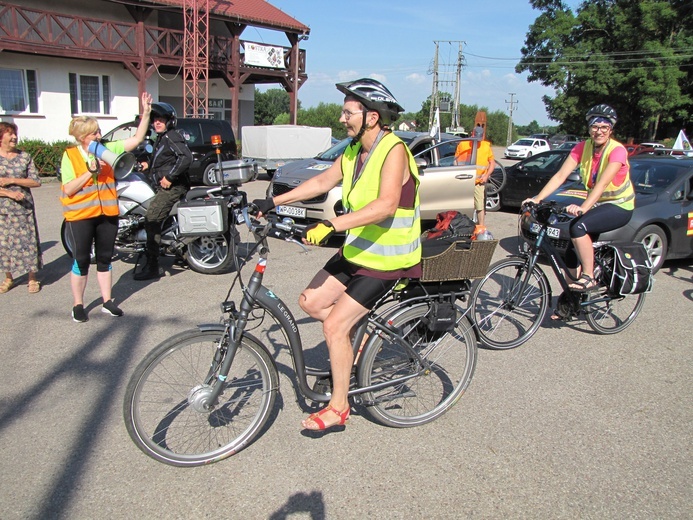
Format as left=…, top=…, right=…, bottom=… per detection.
left=0, top=68, right=39, bottom=113
left=69, top=73, right=111, bottom=115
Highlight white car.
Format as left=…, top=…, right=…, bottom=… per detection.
left=504, top=138, right=551, bottom=159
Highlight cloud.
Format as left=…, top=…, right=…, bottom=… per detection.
left=405, top=73, right=427, bottom=84
left=368, top=73, right=388, bottom=83
left=337, top=70, right=360, bottom=81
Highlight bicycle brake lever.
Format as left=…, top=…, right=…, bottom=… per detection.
left=285, top=237, right=309, bottom=253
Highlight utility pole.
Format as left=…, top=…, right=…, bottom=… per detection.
left=505, top=93, right=517, bottom=146
left=428, top=41, right=439, bottom=132
left=428, top=40, right=465, bottom=133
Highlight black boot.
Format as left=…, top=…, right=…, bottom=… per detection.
left=133, top=256, right=161, bottom=280
left=134, top=222, right=162, bottom=281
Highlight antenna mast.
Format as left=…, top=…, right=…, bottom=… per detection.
left=183, top=0, right=209, bottom=117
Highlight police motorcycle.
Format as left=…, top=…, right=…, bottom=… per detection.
left=60, top=139, right=256, bottom=275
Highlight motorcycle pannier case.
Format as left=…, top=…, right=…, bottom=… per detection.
left=177, top=199, right=228, bottom=236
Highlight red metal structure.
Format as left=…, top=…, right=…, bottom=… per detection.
left=183, top=0, right=209, bottom=117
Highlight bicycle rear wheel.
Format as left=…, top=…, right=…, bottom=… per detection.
left=584, top=291, right=646, bottom=334
left=485, top=163, right=506, bottom=196
left=123, top=329, right=278, bottom=466
left=471, top=258, right=550, bottom=349
left=358, top=301, right=477, bottom=428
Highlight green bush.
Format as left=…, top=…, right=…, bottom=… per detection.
left=18, top=139, right=72, bottom=176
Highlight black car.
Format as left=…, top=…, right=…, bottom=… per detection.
left=488, top=150, right=579, bottom=211
left=549, top=134, right=580, bottom=149
left=102, top=117, right=238, bottom=186
left=520, top=155, right=693, bottom=272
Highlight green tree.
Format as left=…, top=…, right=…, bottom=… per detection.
left=517, top=0, right=693, bottom=140
left=298, top=103, right=346, bottom=139
left=254, top=88, right=302, bottom=125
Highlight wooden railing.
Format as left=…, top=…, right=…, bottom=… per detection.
left=0, top=2, right=305, bottom=73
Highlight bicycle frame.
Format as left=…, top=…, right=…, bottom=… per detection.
left=201, top=250, right=465, bottom=407
left=519, top=208, right=616, bottom=311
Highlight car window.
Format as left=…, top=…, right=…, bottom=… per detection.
left=102, top=123, right=139, bottom=142
left=317, top=138, right=350, bottom=161
left=515, top=139, right=534, bottom=146
left=437, top=141, right=459, bottom=163
left=177, top=121, right=202, bottom=145
left=630, top=163, right=682, bottom=194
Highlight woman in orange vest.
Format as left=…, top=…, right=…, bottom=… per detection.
left=60, top=92, right=152, bottom=322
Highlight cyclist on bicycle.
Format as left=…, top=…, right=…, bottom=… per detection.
left=525, top=104, right=634, bottom=291
left=253, top=79, right=422, bottom=431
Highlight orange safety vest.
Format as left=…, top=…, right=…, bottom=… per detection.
left=61, top=146, right=119, bottom=221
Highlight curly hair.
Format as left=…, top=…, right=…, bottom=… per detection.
left=68, top=116, right=100, bottom=142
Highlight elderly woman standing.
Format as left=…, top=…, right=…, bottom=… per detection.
left=61, top=92, right=152, bottom=322
left=0, top=122, right=43, bottom=294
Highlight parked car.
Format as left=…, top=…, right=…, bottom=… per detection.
left=549, top=134, right=580, bottom=149
left=267, top=132, right=477, bottom=226
left=626, top=143, right=667, bottom=157
left=504, top=138, right=551, bottom=159
left=555, top=141, right=581, bottom=150
left=101, top=117, right=238, bottom=186
left=488, top=150, right=579, bottom=212
left=520, top=154, right=693, bottom=272
left=529, top=133, right=550, bottom=140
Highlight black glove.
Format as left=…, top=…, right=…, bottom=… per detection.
left=252, top=197, right=275, bottom=215
left=302, top=220, right=336, bottom=246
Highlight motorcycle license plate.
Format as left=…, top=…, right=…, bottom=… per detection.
left=530, top=222, right=560, bottom=239
left=276, top=205, right=306, bottom=218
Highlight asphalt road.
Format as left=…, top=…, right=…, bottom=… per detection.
left=0, top=176, right=691, bottom=519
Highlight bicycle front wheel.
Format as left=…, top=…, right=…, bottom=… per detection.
left=358, top=302, right=477, bottom=428
left=471, top=258, right=550, bottom=349
left=585, top=290, right=646, bottom=334
left=123, top=329, right=278, bottom=467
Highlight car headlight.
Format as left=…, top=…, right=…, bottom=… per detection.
left=274, top=167, right=283, bottom=180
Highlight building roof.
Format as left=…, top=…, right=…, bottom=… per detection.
left=138, top=0, right=310, bottom=34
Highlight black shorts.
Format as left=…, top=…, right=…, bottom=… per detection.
left=322, top=253, right=398, bottom=309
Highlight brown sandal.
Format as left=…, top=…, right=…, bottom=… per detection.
left=0, top=278, right=14, bottom=294
left=28, top=280, right=41, bottom=294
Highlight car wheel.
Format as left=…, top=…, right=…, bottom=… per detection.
left=486, top=192, right=501, bottom=212
left=526, top=151, right=533, bottom=158
left=203, top=163, right=218, bottom=186
left=633, top=225, right=667, bottom=274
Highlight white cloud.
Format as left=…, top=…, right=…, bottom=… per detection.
left=337, top=70, right=360, bottom=81
left=368, top=73, right=388, bottom=83
left=405, top=73, right=427, bottom=84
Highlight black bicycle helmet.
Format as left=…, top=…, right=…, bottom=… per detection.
left=150, top=102, right=177, bottom=130
left=586, top=104, right=617, bottom=126
left=336, top=78, right=404, bottom=125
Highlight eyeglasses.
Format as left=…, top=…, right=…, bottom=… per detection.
left=341, top=109, right=365, bottom=121
left=590, top=124, right=611, bottom=134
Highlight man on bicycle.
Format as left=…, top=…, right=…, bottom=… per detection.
left=253, top=79, right=422, bottom=431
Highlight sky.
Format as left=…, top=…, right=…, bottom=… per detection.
left=254, top=0, right=581, bottom=127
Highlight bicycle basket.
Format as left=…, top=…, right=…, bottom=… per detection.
left=421, top=239, right=497, bottom=282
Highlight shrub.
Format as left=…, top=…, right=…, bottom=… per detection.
left=18, top=139, right=72, bottom=176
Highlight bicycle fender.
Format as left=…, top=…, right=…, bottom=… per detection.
left=197, top=323, right=226, bottom=332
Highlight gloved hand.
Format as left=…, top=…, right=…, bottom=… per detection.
left=302, top=220, right=335, bottom=246
left=252, top=197, right=275, bottom=216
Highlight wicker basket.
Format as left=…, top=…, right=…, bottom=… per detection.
left=420, top=239, right=498, bottom=282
